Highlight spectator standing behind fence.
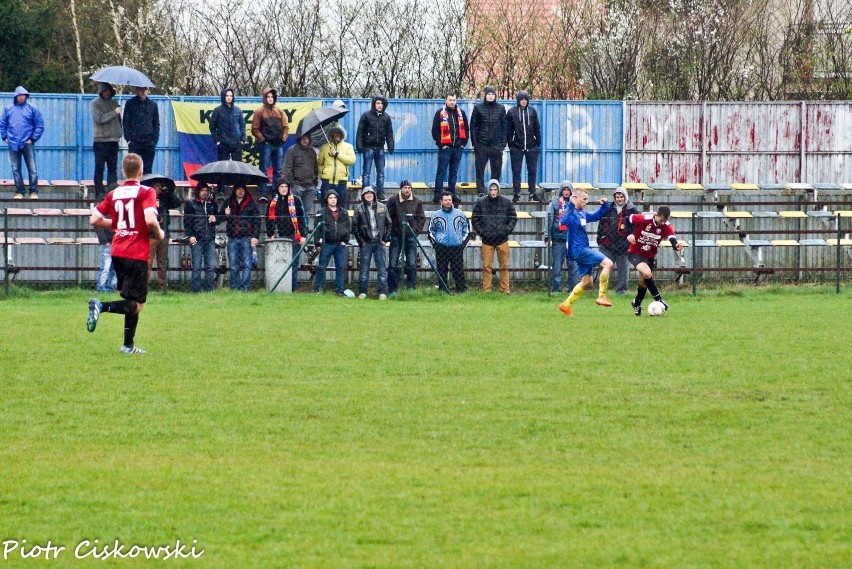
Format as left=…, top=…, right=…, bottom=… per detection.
left=472, top=179, right=517, bottom=294
left=251, top=87, right=288, bottom=202
left=356, top=95, right=394, bottom=202
left=507, top=90, right=541, bottom=203
left=386, top=179, right=425, bottom=295
left=547, top=180, right=579, bottom=293
left=267, top=181, right=308, bottom=292
left=353, top=186, right=391, bottom=299
left=147, top=179, right=182, bottom=294
left=94, top=224, right=117, bottom=293
left=429, top=191, right=469, bottom=293
left=283, top=134, right=318, bottom=217
left=431, top=94, right=468, bottom=204
left=209, top=87, right=245, bottom=162
left=220, top=184, right=259, bottom=291
left=312, top=189, right=351, bottom=296
left=122, top=87, right=159, bottom=174
left=184, top=182, right=218, bottom=293
left=469, top=86, right=506, bottom=197
left=596, top=187, right=636, bottom=296
left=90, top=82, right=121, bottom=199
left=317, top=125, right=355, bottom=204
left=1, top=86, right=44, bottom=199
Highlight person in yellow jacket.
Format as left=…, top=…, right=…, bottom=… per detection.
left=318, top=124, right=355, bottom=205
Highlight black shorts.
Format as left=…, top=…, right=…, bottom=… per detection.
left=112, top=257, right=149, bottom=304
left=628, top=253, right=656, bottom=269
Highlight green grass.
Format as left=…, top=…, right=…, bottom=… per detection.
left=0, top=288, right=849, bottom=567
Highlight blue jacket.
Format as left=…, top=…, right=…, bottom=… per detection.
left=209, top=88, right=245, bottom=149
left=429, top=207, right=469, bottom=247
left=560, top=202, right=611, bottom=259
left=1, top=87, right=44, bottom=151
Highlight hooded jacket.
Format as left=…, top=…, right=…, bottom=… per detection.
left=184, top=189, right=219, bottom=242
left=1, top=87, right=45, bottom=151
left=209, top=88, right=246, bottom=150
left=469, top=87, right=506, bottom=148
left=353, top=188, right=391, bottom=245
left=317, top=125, right=356, bottom=183
left=267, top=191, right=308, bottom=240
left=315, top=189, right=351, bottom=245
left=122, top=91, right=159, bottom=147
left=91, top=83, right=121, bottom=143
left=356, top=96, right=394, bottom=153
left=220, top=190, right=260, bottom=239
left=154, top=184, right=184, bottom=238
left=506, top=91, right=541, bottom=151
left=282, top=140, right=318, bottom=187
left=251, top=87, right=288, bottom=144
left=387, top=189, right=425, bottom=238
left=596, top=188, right=636, bottom=254
left=471, top=179, right=518, bottom=246
left=547, top=181, right=574, bottom=241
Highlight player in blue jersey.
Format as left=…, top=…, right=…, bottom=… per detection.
left=556, top=187, right=614, bottom=316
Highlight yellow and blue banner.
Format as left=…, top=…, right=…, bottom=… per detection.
left=171, top=100, right=322, bottom=183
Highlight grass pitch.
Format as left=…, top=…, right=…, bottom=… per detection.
left=0, top=287, right=849, bottom=567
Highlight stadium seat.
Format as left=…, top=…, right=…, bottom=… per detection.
left=50, top=180, right=79, bottom=187
left=676, top=183, right=704, bottom=191
left=411, top=182, right=429, bottom=190
left=717, top=240, right=745, bottom=247
left=76, top=237, right=99, bottom=245
left=64, top=208, right=92, bottom=216
left=5, top=208, right=32, bottom=216
left=46, top=237, right=76, bottom=244
left=516, top=211, right=532, bottom=219
left=778, top=211, right=808, bottom=218
left=730, top=183, right=759, bottom=190
left=650, top=183, right=676, bottom=191
left=32, top=208, right=63, bottom=216
left=572, top=182, right=595, bottom=191
left=840, top=183, right=852, bottom=191
left=669, top=211, right=693, bottom=219
left=724, top=211, right=753, bottom=218
left=14, top=237, right=46, bottom=244
left=622, top=182, right=649, bottom=191
left=770, top=240, right=800, bottom=246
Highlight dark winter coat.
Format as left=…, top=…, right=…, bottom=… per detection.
left=209, top=88, right=245, bottom=150
left=266, top=193, right=308, bottom=240
left=122, top=95, right=159, bottom=147
left=282, top=142, right=318, bottom=188
left=471, top=189, right=518, bottom=246
left=431, top=106, right=468, bottom=148
left=184, top=196, right=219, bottom=242
left=506, top=91, right=541, bottom=150
left=220, top=192, right=260, bottom=239
left=155, top=187, right=183, bottom=238
left=386, top=191, right=425, bottom=238
left=596, top=189, right=637, bottom=255
left=469, top=88, right=507, bottom=148
left=315, top=190, right=351, bottom=245
left=356, top=96, right=394, bottom=152
left=353, top=194, right=392, bottom=245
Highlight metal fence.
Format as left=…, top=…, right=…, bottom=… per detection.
left=2, top=94, right=850, bottom=187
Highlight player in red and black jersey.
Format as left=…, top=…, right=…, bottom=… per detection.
left=86, top=153, right=164, bottom=354
left=626, top=206, right=683, bottom=316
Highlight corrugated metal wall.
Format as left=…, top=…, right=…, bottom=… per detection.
left=1, top=94, right=850, bottom=186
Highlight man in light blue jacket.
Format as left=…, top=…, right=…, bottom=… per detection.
left=1, top=86, right=44, bottom=199
left=428, top=191, right=470, bottom=293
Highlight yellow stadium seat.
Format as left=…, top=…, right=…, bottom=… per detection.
left=677, top=183, right=704, bottom=191
left=730, top=183, right=760, bottom=190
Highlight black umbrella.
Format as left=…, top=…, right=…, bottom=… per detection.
left=140, top=173, right=175, bottom=192
left=296, top=107, right=349, bottom=140
left=90, top=65, right=155, bottom=88
left=190, top=160, right=268, bottom=186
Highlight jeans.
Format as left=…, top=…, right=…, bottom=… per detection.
left=292, top=184, right=317, bottom=218
left=320, top=180, right=349, bottom=205
left=434, top=243, right=466, bottom=293
left=361, top=148, right=385, bottom=196
left=259, top=143, right=284, bottom=197
left=434, top=145, right=463, bottom=199
left=388, top=234, right=417, bottom=292
left=313, top=242, right=347, bottom=294
left=358, top=241, right=388, bottom=294
left=191, top=239, right=217, bottom=292
left=599, top=245, right=630, bottom=294
left=127, top=142, right=155, bottom=174
left=474, top=145, right=503, bottom=193
left=481, top=241, right=510, bottom=293
left=96, top=243, right=117, bottom=292
left=217, top=144, right=242, bottom=161
left=8, top=143, right=37, bottom=195
left=509, top=147, right=540, bottom=197
left=227, top=236, right=253, bottom=291
left=93, top=141, right=118, bottom=198
left=551, top=241, right=580, bottom=292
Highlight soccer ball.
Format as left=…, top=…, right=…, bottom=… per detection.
left=648, top=301, right=666, bottom=316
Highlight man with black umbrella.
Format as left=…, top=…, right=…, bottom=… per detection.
left=123, top=87, right=159, bottom=174
left=142, top=174, right=182, bottom=293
